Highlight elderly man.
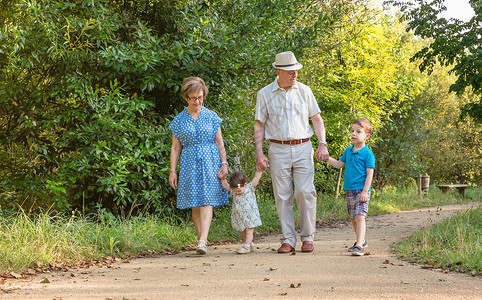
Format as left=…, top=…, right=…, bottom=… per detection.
left=254, top=51, right=329, bottom=253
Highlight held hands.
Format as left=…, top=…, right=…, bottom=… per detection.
left=315, top=144, right=329, bottom=161
left=256, top=154, right=269, bottom=172
left=217, top=163, right=228, bottom=180
left=359, top=191, right=369, bottom=203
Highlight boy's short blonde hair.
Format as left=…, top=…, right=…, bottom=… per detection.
left=353, top=118, right=373, bottom=135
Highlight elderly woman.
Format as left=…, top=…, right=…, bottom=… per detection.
left=169, top=77, right=229, bottom=255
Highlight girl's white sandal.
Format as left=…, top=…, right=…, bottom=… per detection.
left=236, top=244, right=253, bottom=254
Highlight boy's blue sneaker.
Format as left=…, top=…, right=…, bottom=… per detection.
left=351, top=245, right=364, bottom=256
left=347, top=241, right=367, bottom=252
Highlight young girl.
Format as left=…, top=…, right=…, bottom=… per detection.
left=221, top=170, right=263, bottom=254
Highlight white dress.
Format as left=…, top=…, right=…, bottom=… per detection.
left=231, top=182, right=262, bottom=231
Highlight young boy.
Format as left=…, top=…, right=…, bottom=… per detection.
left=327, top=118, right=375, bottom=256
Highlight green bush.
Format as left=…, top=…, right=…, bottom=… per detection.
left=56, top=81, right=175, bottom=212
left=0, top=0, right=330, bottom=213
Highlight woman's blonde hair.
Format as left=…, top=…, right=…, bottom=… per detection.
left=181, top=77, right=208, bottom=100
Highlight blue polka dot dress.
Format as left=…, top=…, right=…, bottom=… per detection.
left=169, top=107, right=229, bottom=209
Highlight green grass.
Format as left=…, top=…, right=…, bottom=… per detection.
left=393, top=206, right=482, bottom=275
left=0, top=210, right=197, bottom=272
left=369, top=185, right=481, bottom=215
left=0, top=186, right=480, bottom=273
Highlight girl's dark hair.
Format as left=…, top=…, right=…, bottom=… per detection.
left=229, top=171, right=247, bottom=188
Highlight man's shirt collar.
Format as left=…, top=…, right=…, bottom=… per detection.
left=272, top=77, right=299, bottom=92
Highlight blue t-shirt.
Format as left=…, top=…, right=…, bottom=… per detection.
left=340, top=145, right=375, bottom=191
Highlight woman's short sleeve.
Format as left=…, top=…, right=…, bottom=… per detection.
left=168, top=113, right=184, bottom=140
left=212, top=112, right=222, bottom=132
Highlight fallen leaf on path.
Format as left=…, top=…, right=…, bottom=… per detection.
left=269, top=267, right=277, bottom=271
left=290, top=283, right=301, bottom=288
left=279, top=292, right=288, bottom=296
left=421, top=265, right=434, bottom=269
left=291, top=252, right=296, bottom=256
left=382, top=260, right=390, bottom=264
left=401, top=281, right=409, bottom=284
left=9, top=272, right=22, bottom=279
left=0, top=287, right=20, bottom=293
left=263, top=278, right=270, bottom=281
left=364, top=252, right=371, bottom=256
left=39, top=278, right=50, bottom=283
left=390, top=262, right=405, bottom=266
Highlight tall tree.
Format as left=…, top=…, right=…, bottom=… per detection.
left=387, top=0, right=482, bottom=123
left=303, top=5, right=409, bottom=192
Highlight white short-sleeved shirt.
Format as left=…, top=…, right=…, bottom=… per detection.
left=255, top=78, right=321, bottom=140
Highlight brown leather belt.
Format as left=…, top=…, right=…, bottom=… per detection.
left=270, top=138, right=310, bottom=145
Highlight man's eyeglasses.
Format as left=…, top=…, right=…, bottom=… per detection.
left=188, top=96, right=204, bottom=102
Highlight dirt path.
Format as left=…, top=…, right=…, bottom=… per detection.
left=1, top=204, right=480, bottom=299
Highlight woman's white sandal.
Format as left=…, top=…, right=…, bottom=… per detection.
left=196, top=240, right=208, bottom=255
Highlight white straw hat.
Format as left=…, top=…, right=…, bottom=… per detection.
left=272, top=51, right=303, bottom=70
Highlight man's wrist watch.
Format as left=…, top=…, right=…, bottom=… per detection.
left=320, top=141, right=328, bottom=146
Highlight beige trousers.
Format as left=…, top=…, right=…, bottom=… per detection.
left=268, top=141, right=317, bottom=247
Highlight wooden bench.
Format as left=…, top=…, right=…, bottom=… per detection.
left=436, top=184, right=470, bottom=197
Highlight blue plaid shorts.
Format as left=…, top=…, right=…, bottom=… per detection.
left=345, top=190, right=370, bottom=219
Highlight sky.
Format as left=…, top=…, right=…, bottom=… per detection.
left=377, top=0, right=476, bottom=21
left=438, top=0, right=475, bottom=21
